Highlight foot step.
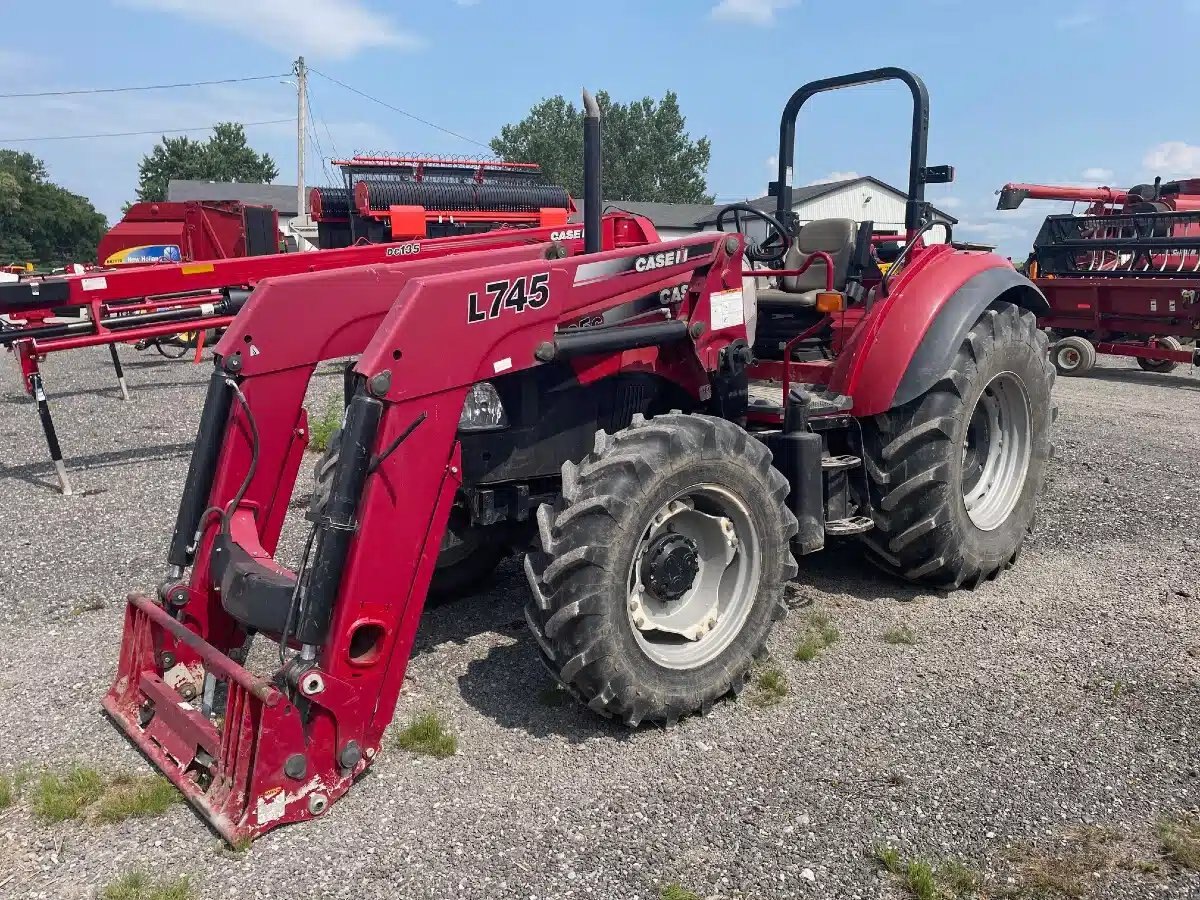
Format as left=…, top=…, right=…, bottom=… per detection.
left=821, top=454, right=861, bottom=471
left=824, top=515, right=874, bottom=536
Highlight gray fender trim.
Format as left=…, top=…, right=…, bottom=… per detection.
left=892, top=266, right=1049, bottom=408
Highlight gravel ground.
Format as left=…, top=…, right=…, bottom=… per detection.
left=0, top=345, right=1197, bottom=900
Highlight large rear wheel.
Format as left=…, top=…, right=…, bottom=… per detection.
left=860, top=301, right=1054, bottom=588
left=525, top=414, right=798, bottom=725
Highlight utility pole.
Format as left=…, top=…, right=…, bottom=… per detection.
left=294, top=55, right=307, bottom=228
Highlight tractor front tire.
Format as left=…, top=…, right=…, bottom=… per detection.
left=860, top=301, right=1054, bottom=589
left=525, top=414, right=798, bottom=726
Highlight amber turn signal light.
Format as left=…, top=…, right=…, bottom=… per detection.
left=815, top=291, right=844, bottom=313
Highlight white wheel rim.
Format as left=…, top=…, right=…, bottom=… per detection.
left=626, top=484, right=760, bottom=670
left=961, top=372, right=1033, bottom=531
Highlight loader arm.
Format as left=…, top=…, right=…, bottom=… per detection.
left=104, top=230, right=746, bottom=843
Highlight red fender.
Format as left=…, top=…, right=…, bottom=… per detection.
left=830, top=246, right=1047, bottom=417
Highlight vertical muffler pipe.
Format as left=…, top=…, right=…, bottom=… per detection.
left=294, top=391, right=382, bottom=648
left=582, top=88, right=602, bottom=254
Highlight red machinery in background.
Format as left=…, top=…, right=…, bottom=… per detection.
left=310, top=155, right=574, bottom=248
left=97, top=200, right=281, bottom=265
left=1, top=168, right=619, bottom=494
left=997, top=178, right=1200, bottom=376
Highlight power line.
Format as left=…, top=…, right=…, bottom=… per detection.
left=0, top=118, right=293, bottom=143
left=309, top=67, right=487, bottom=149
left=0, top=74, right=290, bottom=99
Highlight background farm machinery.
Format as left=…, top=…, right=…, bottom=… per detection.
left=1, top=157, right=584, bottom=493
left=998, top=178, right=1200, bottom=376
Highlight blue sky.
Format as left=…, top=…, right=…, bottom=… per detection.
left=2, top=0, right=1197, bottom=257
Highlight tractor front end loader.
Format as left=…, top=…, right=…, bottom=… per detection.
left=105, top=70, right=1054, bottom=843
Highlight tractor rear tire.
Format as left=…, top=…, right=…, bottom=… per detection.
left=860, top=301, right=1054, bottom=589
left=1136, top=336, right=1182, bottom=373
left=525, top=413, right=798, bottom=725
left=1051, top=335, right=1096, bottom=376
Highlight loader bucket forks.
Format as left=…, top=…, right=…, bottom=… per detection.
left=104, top=229, right=744, bottom=842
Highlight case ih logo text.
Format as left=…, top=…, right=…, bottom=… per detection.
left=634, top=248, right=689, bottom=272
left=550, top=228, right=583, bottom=241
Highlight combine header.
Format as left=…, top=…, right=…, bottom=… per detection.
left=311, top=155, right=574, bottom=248
left=105, top=70, right=1054, bottom=842
left=998, top=178, right=1200, bottom=375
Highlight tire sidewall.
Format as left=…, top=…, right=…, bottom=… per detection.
left=944, top=332, right=1053, bottom=574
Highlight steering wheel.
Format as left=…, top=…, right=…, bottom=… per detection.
left=714, top=203, right=792, bottom=264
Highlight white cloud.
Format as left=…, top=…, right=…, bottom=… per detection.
left=1081, top=167, right=1114, bottom=181
left=711, top=0, right=797, bottom=26
left=806, top=171, right=860, bottom=185
left=114, top=0, right=421, bottom=59
left=1055, top=10, right=1098, bottom=28
left=935, top=196, right=962, bottom=209
left=765, top=154, right=778, bottom=173
left=1143, top=141, right=1200, bottom=176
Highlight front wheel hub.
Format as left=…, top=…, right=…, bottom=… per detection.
left=640, top=533, right=700, bottom=601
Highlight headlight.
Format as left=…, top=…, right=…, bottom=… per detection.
left=458, top=382, right=508, bottom=431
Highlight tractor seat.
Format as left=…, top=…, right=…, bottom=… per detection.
left=755, top=217, right=857, bottom=307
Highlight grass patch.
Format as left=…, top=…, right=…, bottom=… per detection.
left=904, top=859, right=938, bottom=900
left=873, top=844, right=903, bottom=874
left=102, top=870, right=194, bottom=900
left=394, top=711, right=457, bottom=759
left=96, top=775, right=181, bottom=822
left=794, top=606, right=838, bottom=662
left=882, top=624, right=917, bottom=645
left=873, top=846, right=983, bottom=900
left=1158, top=812, right=1200, bottom=870
left=659, top=884, right=700, bottom=900
left=307, top=398, right=343, bottom=453
left=0, top=774, right=12, bottom=809
left=1005, top=825, right=1157, bottom=898
left=937, top=859, right=982, bottom=896
left=750, top=667, right=789, bottom=706
left=31, top=765, right=104, bottom=822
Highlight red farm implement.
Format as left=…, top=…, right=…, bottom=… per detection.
left=997, top=179, right=1200, bottom=376
left=2, top=161, right=600, bottom=494
left=105, top=70, right=1055, bottom=843
left=98, top=200, right=282, bottom=266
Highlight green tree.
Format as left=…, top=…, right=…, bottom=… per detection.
left=135, top=123, right=279, bottom=203
left=490, top=91, right=712, bottom=203
left=0, top=151, right=107, bottom=266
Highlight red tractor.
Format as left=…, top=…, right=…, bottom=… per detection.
left=104, top=68, right=1055, bottom=842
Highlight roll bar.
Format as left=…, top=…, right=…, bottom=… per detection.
left=771, top=67, right=953, bottom=237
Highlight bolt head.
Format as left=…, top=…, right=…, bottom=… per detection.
left=178, top=683, right=197, bottom=701
left=368, top=370, right=392, bottom=397
left=689, top=321, right=705, bottom=339
left=307, top=793, right=329, bottom=815
left=724, top=235, right=740, bottom=255
left=284, top=753, right=307, bottom=780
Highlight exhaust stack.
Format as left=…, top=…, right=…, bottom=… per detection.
left=582, top=89, right=602, bottom=254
